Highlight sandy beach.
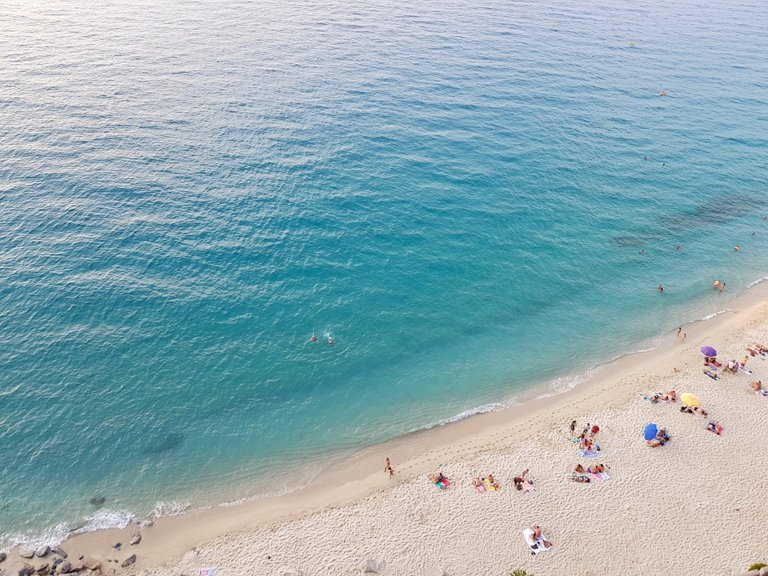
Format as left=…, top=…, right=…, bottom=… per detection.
left=5, top=285, right=768, bottom=576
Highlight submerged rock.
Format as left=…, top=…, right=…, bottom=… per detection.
left=120, top=555, right=136, bottom=568
left=89, top=497, right=106, bottom=507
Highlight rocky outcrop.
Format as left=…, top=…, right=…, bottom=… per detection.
left=120, top=555, right=136, bottom=568
left=129, top=533, right=141, bottom=546
left=52, top=548, right=67, bottom=560
left=82, top=558, right=100, bottom=571
left=34, top=547, right=49, bottom=558
left=18, top=551, right=34, bottom=560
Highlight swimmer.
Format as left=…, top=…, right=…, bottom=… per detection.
left=308, top=334, right=318, bottom=343
left=720, top=282, right=726, bottom=292
left=659, top=90, right=667, bottom=96
left=657, top=284, right=664, bottom=293
left=713, top=280, right=720, bottom=289
left=327, top=335, right=334, bottom=346
left=639, top=249, right=645, bottom=255
left=675, top=245, right=680, bottom=251
left=734, top=245, right=740, bottom=252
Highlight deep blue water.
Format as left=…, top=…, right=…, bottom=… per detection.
left=1, top=0, right=767, bottom=547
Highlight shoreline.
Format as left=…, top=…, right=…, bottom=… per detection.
left=5, top=281, right=768, bottom=573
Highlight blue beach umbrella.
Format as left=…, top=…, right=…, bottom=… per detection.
left=700, top=346, right=717, bottom=357
left=644, top=423, right=658, bottom=441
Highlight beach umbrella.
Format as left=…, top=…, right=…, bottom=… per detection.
left=680, top=393, right=701, bottom=407
left=644, top=423, right=658, bottom=441
left=701, top=346, right=717, bottom=357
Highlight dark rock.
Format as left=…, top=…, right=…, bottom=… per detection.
left=0, top=552, right=6, bottom=563
left=56, top=561, right=70, bottom=574
left=35, top=564, right=48, bottom=575
left=18, top=566, right=34, bottom=576
left=35, top=547, right=50, bottom=558
left=120, top=555, right=136, bottom=568
left=51, top=549, right=66, bottom=560
left=129, top=533, right=141, bottom=546
left=51, top=561, right=61, bottom=569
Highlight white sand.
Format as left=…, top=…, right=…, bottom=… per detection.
left=6, top=291, right=768, bottom=576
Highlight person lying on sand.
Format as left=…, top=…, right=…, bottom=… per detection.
left=570, top=474, right=591, bottom=483
left=751, top=380, right=768, bottom=396
left=706, top=421, right=724, bottom=435
left=430, top=472, right=450, bottom=488
left=574, top=464, right=585, bottom=473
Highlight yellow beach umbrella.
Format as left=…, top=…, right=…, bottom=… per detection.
left=680, top=393, right=701, bottom=407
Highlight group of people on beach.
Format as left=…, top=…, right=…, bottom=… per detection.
left=646, top=427, right=671, bottom=447
left=568, top=421, right=609, bottom=483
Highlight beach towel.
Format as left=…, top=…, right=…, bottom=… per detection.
left=198, top=569, right=217, bottom=576
left=522, top=529, right=551, bottom=555
left=483, top=478, right=499, bottom=491
left=521, top=480, right=535, bottom=492
left=703, top=370, right=718, bottom=380
left=474, top=482, right=487, bottom=493
left=591, top=471, right=610, bottom=481
left=434, top=478, right=451, bottom=489
left=579, top=450, right=599, bottom=458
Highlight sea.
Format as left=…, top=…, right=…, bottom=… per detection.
left=1, top=0, right=767, bottom=549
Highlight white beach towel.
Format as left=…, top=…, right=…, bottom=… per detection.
left=522, top=529, right=551, bottom=555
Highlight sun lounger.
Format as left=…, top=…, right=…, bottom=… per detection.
left=579, top=450, right=599, bottom=458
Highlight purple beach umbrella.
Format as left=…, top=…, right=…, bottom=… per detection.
left=700, top=346, right=717, bottom=357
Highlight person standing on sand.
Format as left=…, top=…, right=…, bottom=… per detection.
left=384, top=457, right=394, bottom=478
left=569, top=420, right=576, bottom=435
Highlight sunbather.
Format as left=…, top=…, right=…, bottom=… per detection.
left=523, top=526, right=553, bottom=555
left=571, top=473, right=591, bottom=482
left=706, top=421, right=724, bottom=435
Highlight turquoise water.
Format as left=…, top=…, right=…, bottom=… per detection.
left=1, top=0, right=767, bottom=547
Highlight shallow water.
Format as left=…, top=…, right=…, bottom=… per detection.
left=1, top=0, right=767, bottom=546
